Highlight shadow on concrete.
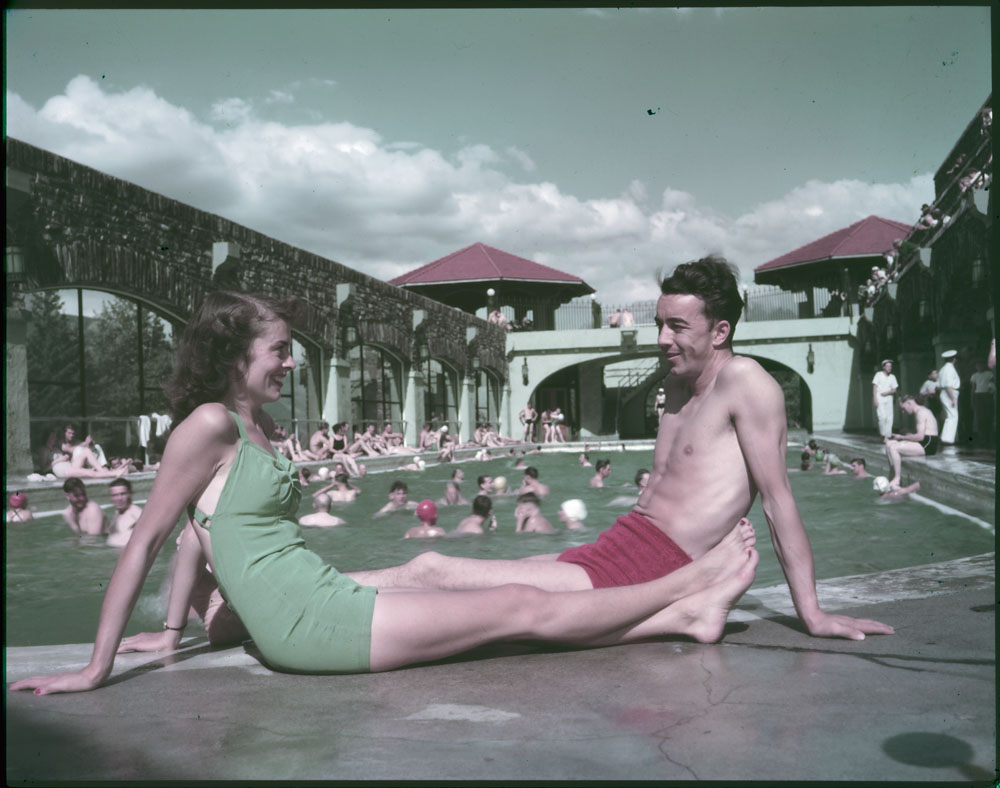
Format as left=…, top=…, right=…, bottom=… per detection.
left=882, top=732, right=996, bottom=783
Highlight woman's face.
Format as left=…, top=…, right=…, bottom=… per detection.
left=240, top=319, right=295, bottom=404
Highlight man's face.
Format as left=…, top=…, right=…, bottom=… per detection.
left=901, top=399, right=918, bottom=415
left=883, top=362, right=893, bottom=374
left=64, top=487, right=88, bottom=512
left=600, top=464, right=612, bottom=478
left=929, top=370, right=938, bottom=381
left=656, top=294, right=721, bottom=377
left=109, top=485, right=132, bottom=513
left=389, top=488, right=408, bottom=505
left=454, top=469, right=464, bottom=483
left=480, top=476, right=493, bottom=492
left=637, top=471, right=650, bottom=489
left=849, top=461, right=863, bottom=475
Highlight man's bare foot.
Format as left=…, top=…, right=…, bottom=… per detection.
left=693, top=518, right=756, bottom=588
left=674, top=547, right=759, bottom=644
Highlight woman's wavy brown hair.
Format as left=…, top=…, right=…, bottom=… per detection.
left=164, top=291, right=304, bottom=423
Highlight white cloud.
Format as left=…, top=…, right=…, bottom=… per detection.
left=6, top=76, right=932, bottom=304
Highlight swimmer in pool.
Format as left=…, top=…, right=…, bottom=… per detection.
left=453, top=495, right=497, bottom=535
left=589, top=459, right=612, bottom=488
left=438, top=468, right=469, bottom=507
left=607, top=468, right=650, bottom=508
left=375, top=480, right=418, bottom=516
left=514, top=493, right=554, bottom=534
left=299, top=494, right=346, bottom=527
left=6, top=492, right=34, bottom=523
left=518, top=466, right=549, bottom=498
left=10, top=290, right=761, bottom=696
left=347, top=257, right=893, bottom=643
left=106, top=478, right=142, bottom=548
left=61, top=478, right=108, bottom=536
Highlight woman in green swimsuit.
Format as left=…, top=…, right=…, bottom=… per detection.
left=11, top=291, right=758, bottom=694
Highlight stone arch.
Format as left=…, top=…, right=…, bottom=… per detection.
left=741, top=354, right=814, bottom=432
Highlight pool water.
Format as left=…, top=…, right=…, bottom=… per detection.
left=5, top=449, right=993, bottom=647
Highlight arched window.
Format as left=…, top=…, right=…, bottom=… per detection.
left=350, top=343, right=403, bottom=430
left=424, top=358, right=458, bottom=427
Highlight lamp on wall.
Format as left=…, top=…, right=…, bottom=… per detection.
left=806, top=344, right=815, bottom=374
left=971, top=257, right=986, bottom=284
left=521, top=357, right=529, bottom=386
left=5, top=245, right=26, bottom=285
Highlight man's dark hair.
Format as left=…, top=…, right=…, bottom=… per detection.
left=472, top=495, right=493, bottom=517
left=390, top=480, right=408, bottom=493
left=335, top=472, right=350, bottom=484
left=451, top=469, right=462, bottom=480
left=62, top=478, right=86, bottom=494
left=660, top=255, right=743, bottom=343
left=634, top=468, right=650, bottom=486
left=799, top=450, right=812, bottom=470
left=595, top=459, right=610, bottom=473
left=109, top=478, right=132, bottom=492
left=300, top=468, right=311, bottom=481
left=517, top=492, right=540, bottom=507
left=477, top=475, right=490, bottom=487
left=523, top=466, right=539, bottom=479
left=850, top=457, right=866, bottom=468
left=899, top=393, right=916, bottom=404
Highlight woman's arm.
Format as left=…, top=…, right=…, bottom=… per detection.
left=9, top=405, right=235, bottom=695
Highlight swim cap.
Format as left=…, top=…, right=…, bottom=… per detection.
left=9, top=492, right=27, bottom=509
left=415, top=458, right=426, bottom=469
left=415, top=499, right=438, bottom=523
left=873, top=476, right=890, bottom=494
left=493, top=476, right=508, bottom=492
left=560, top=499, right=587, bottom=521
left=317, top=466, right=330, bottom=480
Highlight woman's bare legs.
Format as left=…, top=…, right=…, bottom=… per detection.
left=368, top=547, right=758, bottom=672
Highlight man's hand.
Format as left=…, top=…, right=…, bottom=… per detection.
left=9, top=668, right=104, bottom=696
left=805, top=610, right=895, bottom=641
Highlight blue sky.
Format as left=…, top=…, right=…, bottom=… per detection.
left=5, top=6, right=992, bottom=304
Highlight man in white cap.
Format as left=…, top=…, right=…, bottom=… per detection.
left=872, top=359, right=898, bottom=440
left=938, top=350, right=961, bottom=446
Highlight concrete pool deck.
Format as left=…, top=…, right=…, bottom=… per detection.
left=6, top=552, right=995, bottom=783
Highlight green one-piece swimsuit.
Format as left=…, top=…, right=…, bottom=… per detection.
left=193, top=409, right=377, bottom=673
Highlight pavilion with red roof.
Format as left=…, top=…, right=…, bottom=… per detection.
left=390, top=242, right=594, bottom=328
left=755, top=215, right=912, bottom=296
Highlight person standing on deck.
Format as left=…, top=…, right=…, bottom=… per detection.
left=938, top=350, right=961, bottom=447
left=872, top=359, right=898, bottom=440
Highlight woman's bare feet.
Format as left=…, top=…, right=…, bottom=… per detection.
left=672, top=547, right=759, bottom=644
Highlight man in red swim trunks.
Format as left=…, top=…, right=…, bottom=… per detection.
left=347, top=256, right=894, bottom=642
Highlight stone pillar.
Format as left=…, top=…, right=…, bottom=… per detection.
left=321, top=358, right=352, bottom=428
left=500, top=381, right=513, bottom=439
left=403, top=365, right=426, bottom=448
left=459, top=374, right=476, bottom=443
left=577, top=360, right=605, bottom=437
left=5, top=306, right=33, bottom=476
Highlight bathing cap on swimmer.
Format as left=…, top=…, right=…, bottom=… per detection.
left=560, top=499, right=587, bottom=521
left=415, top=458, right=426, bottom=469
left=415, top=499, right=438, bottom=523
left=9, top=492, right=27, bottom=509
left=493, top=476, right=507, bottom=492
left=873, top=476, right=891, bottom=494
left=316, top=466, right=330, bottom=480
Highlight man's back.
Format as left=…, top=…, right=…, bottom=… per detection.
left=634, top=356, right=765, bottom=559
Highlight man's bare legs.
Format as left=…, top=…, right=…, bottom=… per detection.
left=368, top=547, right=759, bottom=672
left=884, top=439, right=925, bottom=488
left=347, top=518, right=756, bottom=601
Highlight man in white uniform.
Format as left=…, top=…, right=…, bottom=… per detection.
left=872, top=359, right=898, bottom=440
left=938, top=349, right=961, bottom=446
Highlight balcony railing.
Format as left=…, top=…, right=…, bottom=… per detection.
left=496, top=286, right=842, bottom=332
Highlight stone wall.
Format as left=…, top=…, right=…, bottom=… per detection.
left=6, top=137, right=508, bottom=376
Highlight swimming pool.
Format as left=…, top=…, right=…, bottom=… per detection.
left=5, top=448, right=993, bottom=647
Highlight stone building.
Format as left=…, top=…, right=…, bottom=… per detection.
left=5, top=138, right=508, bottom=474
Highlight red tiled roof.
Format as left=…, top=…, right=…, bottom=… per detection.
left=755, top=215, right=913, bottom=272
left=389, top=242, right=589, bottom=286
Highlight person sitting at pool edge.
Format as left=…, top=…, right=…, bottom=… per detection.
left=884, top=394, right=939, bottom=490
left=344, top=256, right=894, bottom=642
left=13, top=290, right=762, bottom=696
left=107, top=478, right=142, bottom=548
left=453, top=495, right=497, bottom=535
left=514, top=492, right=554, bottom=534
left=61, top=478, right=108, bottom=536
left=299, top=494, right=346, bottom=527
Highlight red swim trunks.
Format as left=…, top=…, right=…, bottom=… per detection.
left=556, top=511, right=693, bottom=588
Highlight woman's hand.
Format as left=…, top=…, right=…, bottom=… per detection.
left=9, top=668, right=105, bottom=696
left=117, top=629, right=183, bottom=654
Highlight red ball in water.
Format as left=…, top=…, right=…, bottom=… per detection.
left=415, top=499, right=438, bottom=523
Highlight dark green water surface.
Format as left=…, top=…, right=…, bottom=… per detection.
left=5, top=449, right=992, bottom=646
